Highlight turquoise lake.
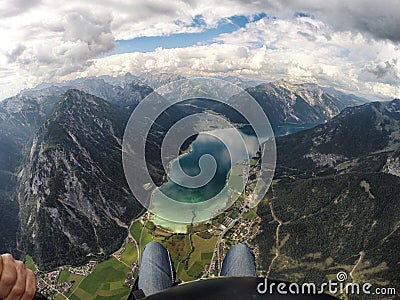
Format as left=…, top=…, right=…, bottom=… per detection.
left=155, top=123, right=317, bottom=204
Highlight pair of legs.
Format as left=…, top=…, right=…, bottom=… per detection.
left=138, top=242, right=256, bottom=296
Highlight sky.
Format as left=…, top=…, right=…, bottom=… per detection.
left=0, top=0, right=399, bottom=100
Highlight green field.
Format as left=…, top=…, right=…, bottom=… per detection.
left=58, top=270, right=71, bottom=284
left=164, top=234, right=191, bottom=263
left=130, top=220, right=158, bottom=257
left=243, top=207, right=258, bottom=220
left=186, top=234, right=218, bottom=278
left=139, top=225, right=155, bottom=254
left=28, top=216, right=229, bottom=299
left=200, top=252, right=213, bottom=260
left=188, top=261, right=205, bottom=277
left=120, top=243, right=138, bottom=266
left=176, top=263, right=194, bottom=282
left=191, top=223, right=210, bottom=232
left=58, top=271, right=86, bottom=298
left=24, top=255, right=37, bottom=272
left=67, top=257, right=131, bottom=300
left=130, top=221, right=143, bottom=241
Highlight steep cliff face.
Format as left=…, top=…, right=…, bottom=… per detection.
left=246, top=80, right=368, bottom=124
left=138, top=72, right=186, bottom=89
left=0, top=90, right=62, bottom=254
left=18, top=90, right=144, bottom=269
left=0, top=78, right=153, bottom=257
left=21, top=76, right=153, bottom=108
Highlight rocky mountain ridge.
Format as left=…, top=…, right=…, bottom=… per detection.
left=246, top=80, right=368, bottom=124
left=17, top=90, right=144, bottom=268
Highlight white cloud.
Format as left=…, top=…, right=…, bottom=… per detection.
left=0, top=0, right=42, bottom=18
left=74, top=16, right=399, bottom=100
left=0, top=0, right=399, bottom=100
left=4, top=10, right=114, bottom=78
left=257, top=0, right=400, bottom=43
left=0, top=0, right=266, bottom=99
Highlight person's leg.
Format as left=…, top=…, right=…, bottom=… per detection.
left=220, top=243, right=257, bottom=277
left=138, top=241, right=176, bottom=296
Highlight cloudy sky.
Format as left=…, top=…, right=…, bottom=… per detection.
left=0, top=0, right=399, bottom=100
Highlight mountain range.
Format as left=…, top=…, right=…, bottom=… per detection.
left=0, top=73, right=371, bottom=270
